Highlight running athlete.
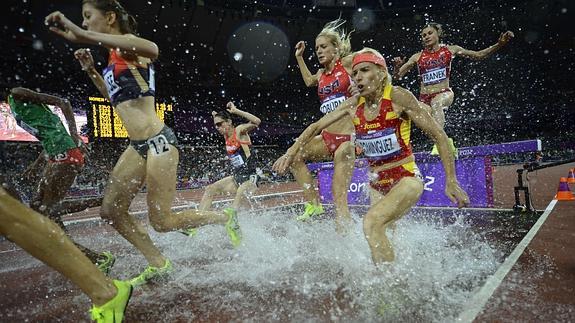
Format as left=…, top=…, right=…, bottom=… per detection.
left=45, top=0, right=241, bottom=286
left=0, top=186, right=132, bottom=323
left=198, top=102, right=261, bottom=223
left=291, top=19, right=356, bottom=232
left=274, top=48, right=469, bottom=265
left=392, top=23, right=514, bottom=155
left=7, top=87, right=114, bottom=273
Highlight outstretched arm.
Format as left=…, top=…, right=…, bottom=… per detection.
left=272, top=89, right=359, bottom=174
left=391, top=86, right=469, bottom=208
left=45, top=11, right=159, bottom=59
left=11, top=87, right=81, bottom=142
left=450, top=31, right=514, bottom=60
left=294, top=41, right=320, bottom=87
left=74, top=49, right=110, bottom=101
left=226, top=102, right=261, bottom=135
left=392, top=53, right=419, bottom=80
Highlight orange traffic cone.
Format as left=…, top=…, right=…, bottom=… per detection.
left=555, top=177, right=575, bottom=201
left=567, top=168, right=575, bottom=184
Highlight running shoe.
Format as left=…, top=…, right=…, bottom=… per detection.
left=430, top=138, right=458, bottom=159
left=296, top=202, right=325, bottom=221
left=129, top=259, right=173, bottom=287
left=224, top=207, right=242, bottom=248
left=90, top=280, right=133, bottom=323
left=96, top=252, right=116, bottom=275
left=178, top=227, right=198, bottom=238
left=448, top=137, right=459, bottom=159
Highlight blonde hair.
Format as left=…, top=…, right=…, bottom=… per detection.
left=316, top=19, right=353, bottom=59
left=353, top=47, right=391, bottom=86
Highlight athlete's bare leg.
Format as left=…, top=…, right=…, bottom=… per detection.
left=232, top=180, right=257, bottom=210
left=0, top=188, right=117, bottom=306
left=289, top=135, right=331, bottom=205
left=199, top=176, right=238, bottom=211
left=332, top=140, right=355, bottom=233
left=364, top=177, right=423, bottom=265
left=429, top=91, right=454, bottom=128
left=100, top=146, right=167, bottom=268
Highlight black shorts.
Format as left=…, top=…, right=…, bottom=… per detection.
left=232, top=165, right=259, bottom=187
left=130, top=126, right=178, bottom=159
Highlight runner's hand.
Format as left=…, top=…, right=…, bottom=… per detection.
left=74, top=48, right=95, bottom=71
left=392, top=56, right=405, bottom=69
left=45, top=11, right=86, bottom=43
left=295, top=41, right=305, bottom=57
left=445, top=181, right=470, bottom=208
left=498, top=31, right=514, bottom=46
left=272, top=153, right=294, bottom=175
left=226, top=102, right=238, bottom=114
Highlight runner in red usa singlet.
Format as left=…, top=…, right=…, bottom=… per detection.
left=290, top=19, right=357, bottom=232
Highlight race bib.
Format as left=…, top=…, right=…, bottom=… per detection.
left=103, top=66, right=121, bottom=97
left=421, top=67, right=447, bottom=85
left=149, top=65, right=156, bottom=92
left=147, top=134, right=171, bottom=156
left=229, top=152, right=245, bottom=168
left=320, top=94, right=346, bottom=114
left=356, top=129, right=401, bottom=159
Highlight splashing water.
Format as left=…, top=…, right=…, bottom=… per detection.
left=122, top=207, right=502, bottom=321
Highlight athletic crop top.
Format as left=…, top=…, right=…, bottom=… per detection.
left=225, top=129, right=252, bottom=168
left=317, top=59, right=352, bottom=114
left=7, top=95, right=77, bottom=156
left=103, top=50, right=155, bottom=106
left=353, top=85, right=413, bottom=166
left=417, top=45, right=453, bottom=86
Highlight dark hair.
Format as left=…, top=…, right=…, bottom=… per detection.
left=422, top=22, right=444, bottom=38
left=213, top=110, right=232, bottom=122
left=82, top=0, right=138, bottom=34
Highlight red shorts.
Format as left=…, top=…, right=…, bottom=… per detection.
left=321, top=130, right=351, bottom=155
left=419, top=88, right=452, bottom=106
left=370, top=162, right=421, bottom=194
left=49, top=148, right=84, bottom=166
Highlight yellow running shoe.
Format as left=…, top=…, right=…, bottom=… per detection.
left=224, top=207, right=242, bottom=248
left=96, top=252, right=116, bottom=275
left=431, top=138, right=458, bottom=158
left=129, top=259, right=173, bottom=287
left=178, top=227, right=198, bottom=237
left=296, top=202, right=325, bottom=221
left=90, top=280, right=133, bottom=323
left=430, top=144, right=439, bottom=155
left=448, top=137, right=458, bottom=159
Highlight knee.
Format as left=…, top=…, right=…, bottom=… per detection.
left=204, top=185, right=218, bottom=197
left=403, top=177, right=424, bottom=199
left=290, top=151, right=306, bottom=166
left=363, top=208, right=395, bottom=234
left=333, top=142, right=355, bottom=163
left=100, top=196, right=122, bottom=222
left=148, top=214, right=172, bottom=232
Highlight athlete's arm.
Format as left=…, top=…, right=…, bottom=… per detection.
left=392, top=53, right=419, bottom=80
left=294, top=41, right=319, bottom=87
left=56, top=100, right=78, bottom=138
left=74, top=49, right=110, bottom=100
left=449, top=31, right=514, bottom=60
left=272, top=91, right=359, bottom=174
left=45, top=11, right=159, bottom=59
left=227, top=102, right=261, bottom=134
left=22, top=152, right=47, bottom=182
left=391, top=86, right=469, bottom=208
left=10, top=87, right=67, bottom=107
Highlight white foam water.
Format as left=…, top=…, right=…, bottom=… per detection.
left=0, top=206, right=505, bottom=321
left=128, top=207, right=502, bottom=321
